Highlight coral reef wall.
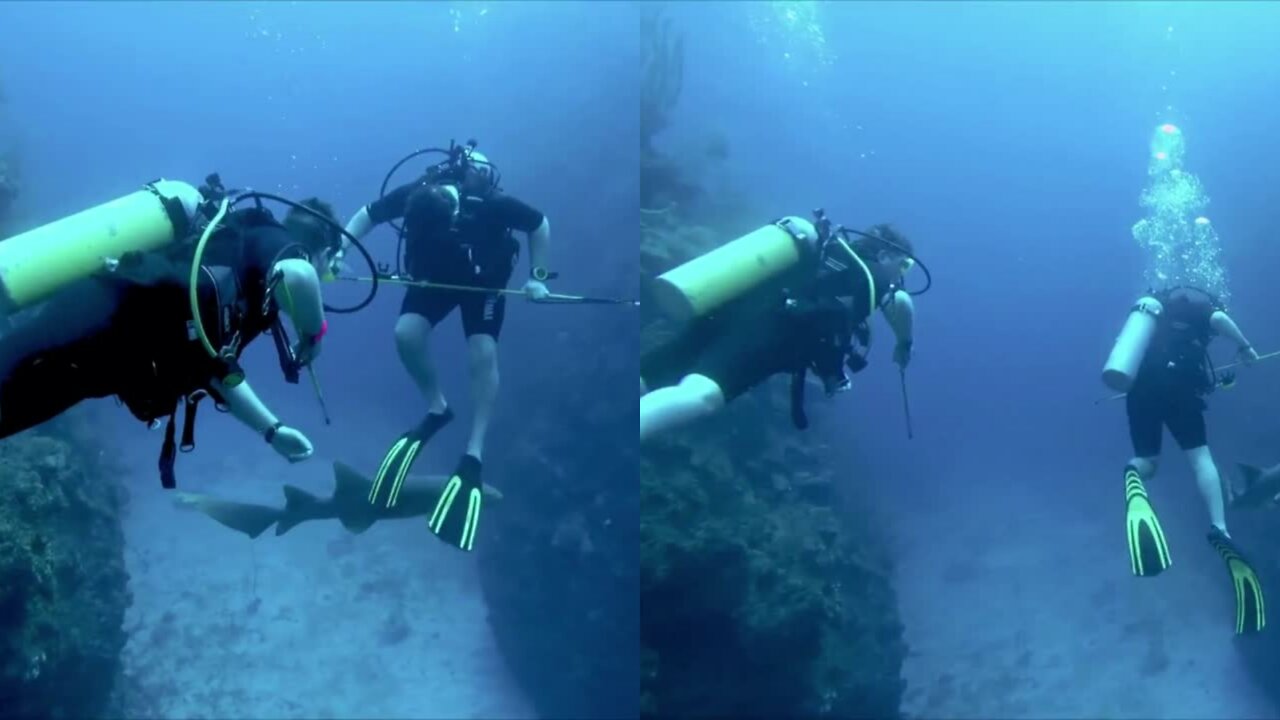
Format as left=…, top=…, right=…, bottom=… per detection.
left=640, top=217, right=907, bottom=718
left=0, top=410, right=131, bottom=719
left=479, top=277, right=639, bottom=718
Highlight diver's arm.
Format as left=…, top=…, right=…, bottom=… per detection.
left=527, top=216, right=550, bottom=270
left=272, top=259, right=326, bottom=338
left=337, top=206, right=374, bottom=255
left=210, top=377, right=281, bottom=435
left=882, top=289, right=915, bottom=345
left=1210, top=310, right=1253, bottom=351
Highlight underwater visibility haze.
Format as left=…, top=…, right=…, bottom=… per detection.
left=641, top=1, right=1280, bottom=718
left=0, top=2, right=636, bottom=718
left=9, top=1, right=1280, bottom=718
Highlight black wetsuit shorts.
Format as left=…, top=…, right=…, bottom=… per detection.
left=1125, top=377, right=1208, bottom=457
left=641, top=304, right=812, bottom=402
left=400, top=244, right=518, bottom=339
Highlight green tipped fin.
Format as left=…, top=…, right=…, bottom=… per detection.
left=1125, top=468, right=1172, bottom=578
left=1207, top=529, right=1266, bottom=635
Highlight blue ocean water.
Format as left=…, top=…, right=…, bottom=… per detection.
left=654, top=1, right=1280, bottom=716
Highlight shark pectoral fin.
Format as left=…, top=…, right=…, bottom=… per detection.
left=282, top=484, right=322, bottom=512
left=276, top=484, right=325, bottom=537
left=189, top=498, right=282, bottom=540
left=482, top=483, right=504, bottom=502
left=338, top=514, right=377, bottom=534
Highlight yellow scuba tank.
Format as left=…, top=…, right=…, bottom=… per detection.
left=0, top=179, right=203, bottom=313
left=1102, top=295, right=1163, bottom=393
left=652, top=216, right=821, bottom=321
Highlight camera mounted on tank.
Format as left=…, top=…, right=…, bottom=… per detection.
left=195, top=172, right=248, bottom=223
left=812, top=208, right=835, bottom=243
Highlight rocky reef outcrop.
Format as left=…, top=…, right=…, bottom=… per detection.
left=0, top=412, right=131, bottom=719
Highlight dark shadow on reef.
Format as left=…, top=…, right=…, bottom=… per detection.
left=0, top=409, right=131, bottom=720
left=478, top=226, right=639, bottom=714
left=638, top=7, right=907, bottom=717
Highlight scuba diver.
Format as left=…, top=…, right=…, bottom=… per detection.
left=0, top=175, right=347, bottom=488
left=640, top=210, right=926, bottom=442
left=329, top=140, right=551, bottom=553
left=1102, top=285, right=1266, bottom=634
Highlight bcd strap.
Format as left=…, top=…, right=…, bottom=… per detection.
left=270, top=316, right=301, bottom=384
left=157, top=394, right=203, bottom=490
left=146, top=182, right=192, bottom=242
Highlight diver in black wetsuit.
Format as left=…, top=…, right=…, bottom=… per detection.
left=330, top=143, right=552, bottom=551
left=0, top=195, right=341, bottom=486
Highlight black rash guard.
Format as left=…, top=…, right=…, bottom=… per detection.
left=0, top=210, right=306, bottom=437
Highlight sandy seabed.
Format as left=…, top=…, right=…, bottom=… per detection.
left=893, top=474, right=1276, bottom=720
left=115, top=443, right=534, bottom=720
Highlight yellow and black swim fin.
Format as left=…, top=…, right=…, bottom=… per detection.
left=1207, top=527, right=1266, bottom=635
left=1125, top=465, right=1172, bottom=577
left=428, top=454, right=484, bottom=552
left=369, top=407, right=455, bottom=509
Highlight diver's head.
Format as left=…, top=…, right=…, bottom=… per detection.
left=852, top=224, right=915, bottom=278
left=406, top=183, right=457, bottom=233
left=283, top=197, right=342, bottom=269
left=460, top=148, right=497, bottom=196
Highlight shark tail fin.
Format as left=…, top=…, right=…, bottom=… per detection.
left=277, top=485, right=321, bottom=536
left=176, top=493, right=281, bottom=540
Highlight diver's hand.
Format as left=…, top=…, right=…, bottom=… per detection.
left=292, top=335, right=322, bottom=367
left=893, top=340, right=913, bottom=369
left=1239, top=345, right=1260, bottom=366
left=323, top=249, right=346, bottom=281
left=822, top=372, right=852, bottom=397
left=269, top=425, right=314, bottom=463
left=523, top=279, right=550, bottom=301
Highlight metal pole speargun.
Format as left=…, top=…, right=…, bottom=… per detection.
left=899, top=366, right=914, bottom=440
left=307, top=363, right=331, bottom=426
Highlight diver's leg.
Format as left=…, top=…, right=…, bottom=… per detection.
left=1168, top=393, right=1225, bottom=532
left=395, top=288, right=450, bottom=415
left=465, top=333, right=499, bottom=460
left=1123, top=382, right=1172, bottom=576
left=1127, top=456, right=1159, bottom=480
left=1186, top=445, right=1227, bottom=533
left=0, top=335, right=104, bottom=439
left=1125, top=385, right=1163, bottom=480
left=0, top=279, right=122, bottom=423
left=639, top=373, right=727, bottom=442
left=459, top=288, right=508, bottom=461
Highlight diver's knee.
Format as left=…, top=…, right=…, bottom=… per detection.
left=394, top=313, right=432, bottom=353
left=466, top=334, right=499, bottom=372
left=1184, top=445, right=1216, bottom=474
left=682, top=374, right=726, bottom=412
